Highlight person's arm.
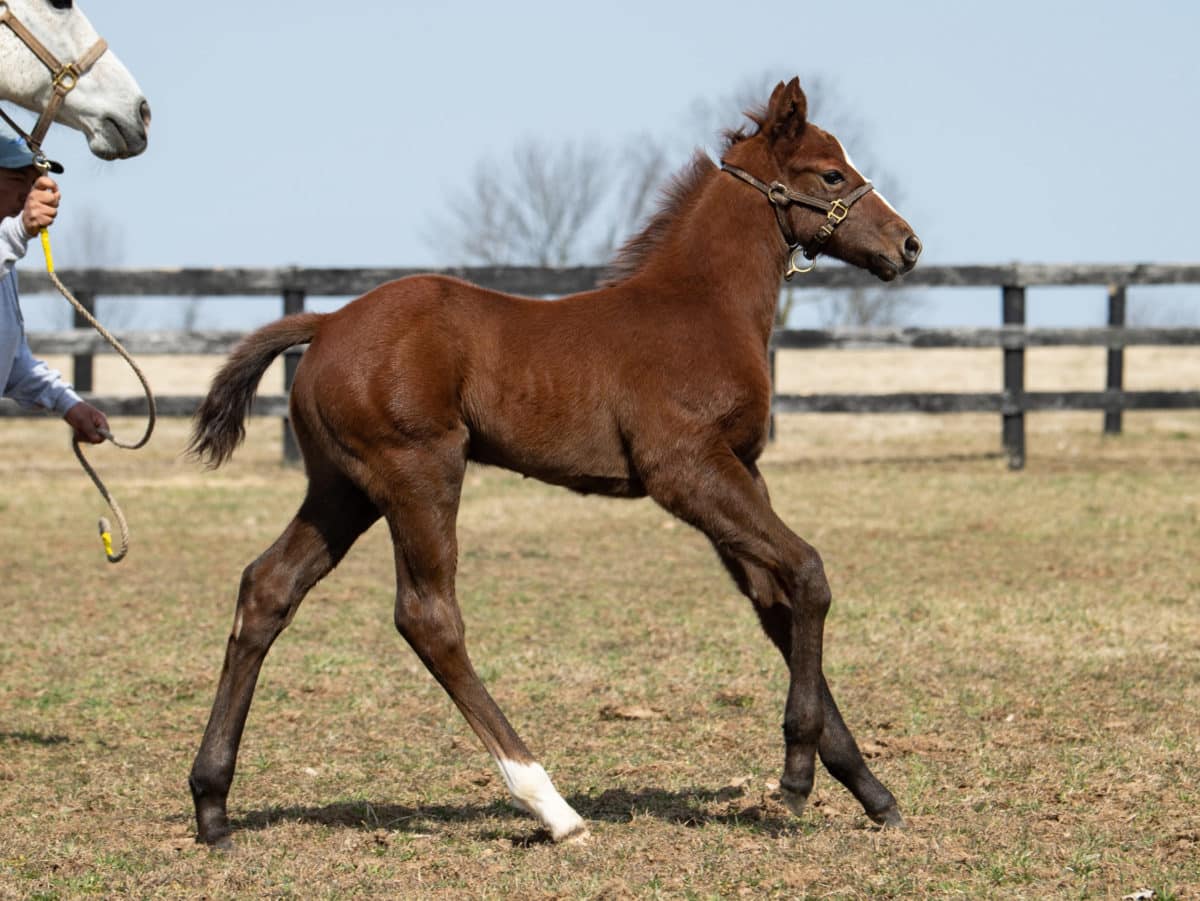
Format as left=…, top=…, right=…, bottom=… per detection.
left=0, top=213, right=29, bottom=276
left=5, top=334, right=83, bottom=415
left=2, top=335, right=108, bottom=443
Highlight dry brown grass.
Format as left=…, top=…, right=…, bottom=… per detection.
left=0, top=349, right=1197, bottom=898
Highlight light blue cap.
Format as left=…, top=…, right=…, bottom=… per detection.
left=0, top=120, right=36, bottom=169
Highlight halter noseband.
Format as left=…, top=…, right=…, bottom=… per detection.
left=721, top=162, right=874, bottom=279
left=0, top=0, right=109, bottom=168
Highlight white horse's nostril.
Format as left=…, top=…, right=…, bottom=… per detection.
left=139, top=99, right=151, bottom=131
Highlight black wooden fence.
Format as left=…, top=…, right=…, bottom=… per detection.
left=5, top=263, right=1200, bottom=469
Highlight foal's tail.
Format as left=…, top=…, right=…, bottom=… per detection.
left=188, top=313, right=325, bottom=468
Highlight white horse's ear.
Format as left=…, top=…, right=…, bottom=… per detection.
left=763, top=77, right=808, bottom=144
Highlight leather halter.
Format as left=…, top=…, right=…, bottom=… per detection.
left=721, top=162, right=874, bottom=279
left=0, top=0, right=108, bottom=167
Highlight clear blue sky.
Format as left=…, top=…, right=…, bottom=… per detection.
left=11, top=0, right=1200, bottom=325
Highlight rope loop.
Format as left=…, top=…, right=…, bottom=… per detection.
left=43, top=233, right=155, bottom=563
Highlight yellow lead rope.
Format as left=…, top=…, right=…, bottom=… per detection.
left=40, top=227, right=156, bottom=563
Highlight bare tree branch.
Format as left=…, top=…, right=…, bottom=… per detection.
left=427, top=73, right=917, bottom=333
left=427, top=139, right=614, bottom=267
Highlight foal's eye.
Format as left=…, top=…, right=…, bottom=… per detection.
left=822, top=171, right=845, bottom=186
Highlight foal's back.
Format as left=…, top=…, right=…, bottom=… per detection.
left=292, top=273, right=771, bottom=496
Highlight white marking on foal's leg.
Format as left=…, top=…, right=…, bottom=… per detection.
left=495, top=758, right=585, bottom=841
left=232, top=610, right=243, bottom=640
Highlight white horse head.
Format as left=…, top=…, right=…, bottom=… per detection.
left=0, top=0, right=149, bottom=160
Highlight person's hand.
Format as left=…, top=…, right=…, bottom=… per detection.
left=21, top=174, right=60, bottom=235
left=64, top=401, right=109, bottom=444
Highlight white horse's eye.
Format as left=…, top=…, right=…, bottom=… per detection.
left=47, top=0, right=74, bottom=9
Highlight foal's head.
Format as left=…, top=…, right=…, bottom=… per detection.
left=726, top=78, right=921, bottom=281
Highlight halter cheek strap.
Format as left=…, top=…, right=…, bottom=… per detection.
left=720, top=162, right=874, bottom=278
left=0, top=1, right=109, bottom=160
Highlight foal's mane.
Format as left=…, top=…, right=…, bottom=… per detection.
left=600, top=126, right=758, bottom=287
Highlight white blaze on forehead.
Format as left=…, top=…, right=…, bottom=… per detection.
left=833, top=137, right=862, bottom=175
left=834, top=136, right=901, bottom=215
left=496, top=758, right=585, bottom=841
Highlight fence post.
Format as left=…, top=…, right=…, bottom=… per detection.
left=1002, top=285, right=1026, bottom=470
left=281, top=288, right=306, bottom=464
left=71, top=290, right=96, bottom=392
left=768, top=344, right=777, bottom=442
left=1104, top=283, right=1126, bottom=435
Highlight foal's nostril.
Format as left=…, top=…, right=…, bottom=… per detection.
left=903, top=234, right=922, bottom=263
left=139, top=100, right=152, bottom=132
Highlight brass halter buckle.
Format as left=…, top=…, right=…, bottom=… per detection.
left=826, top=199, right=850, bottom=224
left=52, top=63, right=80, bottom=93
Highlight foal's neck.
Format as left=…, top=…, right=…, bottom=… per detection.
left=642, top=161, right=788, bottom=347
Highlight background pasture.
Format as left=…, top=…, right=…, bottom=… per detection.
left=0, top=349, right=1197, bottom=898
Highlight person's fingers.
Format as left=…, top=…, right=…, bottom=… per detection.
left=93, top=410, right=111, bottom=438
left=72, top=418, right=98, bottom=442
left=23, top=199, right=58, bottom=231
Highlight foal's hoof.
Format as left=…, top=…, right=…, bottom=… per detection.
left=198, top=831, right=234, bottom=851
left=778, top=785, right=809, bottom=818
left=556, top=823, right=590, bottom=845
left=548, top=812, right=589, bottom=844
left=867, top=804, right=906, bottom=829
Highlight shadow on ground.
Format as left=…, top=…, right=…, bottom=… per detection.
left=0, top=730, right=70, bottom=746
left=215, top=784, right=808, bottom=843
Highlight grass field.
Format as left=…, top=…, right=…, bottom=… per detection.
left=1, top=348, right=1198, bottom=899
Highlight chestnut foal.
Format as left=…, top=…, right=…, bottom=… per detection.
left=188, top=78, right=921, bottom=846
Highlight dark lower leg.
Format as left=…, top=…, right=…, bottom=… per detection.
left=748, top=570, right=902, bottom=825
left=648, top=451, right=891, bottom=823
left=190, top=489, right=377, bottom=845
left=816, top=678, right=902, bottom=825
left=190, top=635, right=274, bottom=846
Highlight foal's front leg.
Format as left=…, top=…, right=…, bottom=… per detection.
left=643, top=448, right=846, bottom=820
left=722, top=548, right=903, bottom=826
left=717, top=463, right=903, bottom=825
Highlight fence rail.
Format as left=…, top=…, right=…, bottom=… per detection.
left=16, top=262, right=1200, bottom=295
left=5, top=263, right=1200, bottom=469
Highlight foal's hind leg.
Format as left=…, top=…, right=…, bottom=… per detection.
left=376, top=440, right=585, bottom=841
left=189, top=476, right=379, bottom=847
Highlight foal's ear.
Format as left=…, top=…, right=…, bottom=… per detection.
left=763, top=77, right=809, bottom=145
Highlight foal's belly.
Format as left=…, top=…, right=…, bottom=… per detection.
left=466, top=423, right=646, bottom=499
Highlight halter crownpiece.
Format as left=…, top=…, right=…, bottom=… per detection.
left=0, top=0, right=108, bottom=162
left=720, top=162, right=874, bottom=279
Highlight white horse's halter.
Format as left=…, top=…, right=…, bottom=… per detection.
left=0, top=0, right=108, bottom=166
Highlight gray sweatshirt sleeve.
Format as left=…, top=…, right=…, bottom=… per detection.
left=5, top=337, right=83, bottom=414
left=1, top=214, right=30, bottom=276
left=1, top=254, right=83, bottom=414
